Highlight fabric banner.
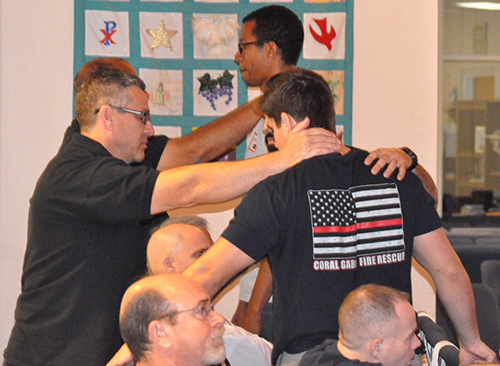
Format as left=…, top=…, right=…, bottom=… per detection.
left=75, top=0, right=354, bottom=158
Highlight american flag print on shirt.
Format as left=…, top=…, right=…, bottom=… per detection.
left=308, top=183, right=404, bottom=260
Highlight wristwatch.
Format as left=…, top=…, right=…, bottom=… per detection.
left=400, top=147, right=418, bottom=171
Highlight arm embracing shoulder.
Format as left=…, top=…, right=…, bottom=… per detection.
left=183, top=238, right=255, bottom=298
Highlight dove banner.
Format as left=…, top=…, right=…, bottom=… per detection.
left=75, top=0, right=353, bottom=157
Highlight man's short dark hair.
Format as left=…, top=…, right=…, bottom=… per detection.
left=260, top=68, right=336, bottom=132
left=75, top=67, right=146, bottom=131
left=243, top=5, right=303, bottom=66
left=120, top=288, right=176, bottom=362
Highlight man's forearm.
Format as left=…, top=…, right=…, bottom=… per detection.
left=183, top=238, right=255, bottom=299
left=152, top=148, right=291, bottom=213
left=240, top=258, right=273, bottom=334
left=435, top=268, right=480, bottom=347
left=151, top=124, right=339, bottom=214
left=414, top=229, right=481, bottom=347
left=157, top=99, right=262, bottom=170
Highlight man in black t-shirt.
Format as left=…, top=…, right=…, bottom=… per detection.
left=3, top=67, right=339, bottom=366
left=184, top=69, right=496, bottom=366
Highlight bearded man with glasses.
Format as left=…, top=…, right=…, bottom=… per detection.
left=120, top=274, right=228, bottom=366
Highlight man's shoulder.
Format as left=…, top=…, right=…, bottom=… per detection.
left=299, top=339, right=381, bottom=366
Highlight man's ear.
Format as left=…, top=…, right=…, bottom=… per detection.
left=369, top=338, right=383, bottom=360
left=266, top=41, right=280, bottom=59
left=148, top=320, right=172, bottom=348
left=98, top=105, right=115, bottom=131
left=280, top=112, right=297, bottom=132
left=163, top=256, right=176, bottom=273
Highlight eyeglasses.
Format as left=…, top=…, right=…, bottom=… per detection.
left=160, top=303, right=215, bottom=321
left=237, top=41, right=263, bottom=54
left=110, top=105, right=150, bottom=125
left=95, top=105, right=151, bottom=125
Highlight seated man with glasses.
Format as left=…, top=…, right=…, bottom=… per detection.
left=120, top=273, right=227, bottom=366
left=108, top=216, right=273, bottom=366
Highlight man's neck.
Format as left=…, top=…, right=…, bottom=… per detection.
left=337, top=339, right=376, bottom=364
left=259, top=64, right=296, bottom=93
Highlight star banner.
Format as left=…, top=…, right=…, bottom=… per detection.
left=140, top=12, right=183, bottom=59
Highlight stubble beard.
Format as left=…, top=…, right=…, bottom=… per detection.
left=201, top=328, right=226, bottom=365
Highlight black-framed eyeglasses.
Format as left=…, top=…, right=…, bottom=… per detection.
left=110, top=105, right=150, bottom=125
left=237, top=41, right=263, bottom=54
left=160, top=303, right=215, bottom=320
left=95, top=105, right=150, bottom=125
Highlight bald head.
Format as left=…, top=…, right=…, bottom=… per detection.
left=337, top=284, right=420, bottom=366
left=339, top=284, right=410, bottom=348
left=74, top=57, right=137, bottom=94
left=120, top=273, right=225, bottom=366
left=147, top=223, right=213, bottom=275
left=120, top=273, right=205, bottom=325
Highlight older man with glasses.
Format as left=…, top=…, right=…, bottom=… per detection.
left=120, top=273, right=227, bottom=366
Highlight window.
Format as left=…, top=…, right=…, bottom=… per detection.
left=441, top=0, right=500, bottom=216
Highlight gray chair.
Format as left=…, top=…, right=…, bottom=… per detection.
left=436, top=284, right=500, bottom=358
left=472, top=283, right=500, bottom=357
left=475, top=237, right=500, bottom=246
left=481, top=260, right=500, bottom=314
left=447, top=236, right=475, bottom=247
left=453, top=245, right=500, bottom=283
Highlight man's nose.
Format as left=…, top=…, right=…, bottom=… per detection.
left=144, top=121, right=155, bottom=137
left=210, top=311, right=226, bottom=328
left=234, top=49, right=243, bottom=63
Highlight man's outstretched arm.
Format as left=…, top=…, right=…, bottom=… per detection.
left=150, top=120, right=340, bottom=214
left=157, top=99, right=263, bottom=170
left=183, top=238, right=255, bottom=298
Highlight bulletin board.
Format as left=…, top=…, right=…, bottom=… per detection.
left=74, top=0, right=353, bottom=159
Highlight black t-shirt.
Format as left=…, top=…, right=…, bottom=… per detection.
left=299, top=339, right=383, bottom=366
left=222, top=148, right=441, bottom=363
left=5, top=129, right=168, bottom=366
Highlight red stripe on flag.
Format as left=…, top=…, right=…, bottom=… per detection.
left=313, top=225, right=357, bottom=234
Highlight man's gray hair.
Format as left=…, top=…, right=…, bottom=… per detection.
left=75, top=67, right=146, bottom=131
left=153, top=215, right=209, bottom=234
left=120, top=287, right=176, bottom=362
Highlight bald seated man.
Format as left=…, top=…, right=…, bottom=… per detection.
left=120, top=273, right=227, bottom=366
left=147, top=217, right=214, bottom=275
left=108, top=216, right=273, bottom=366
left=298, top=284, right=421, bottom=366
